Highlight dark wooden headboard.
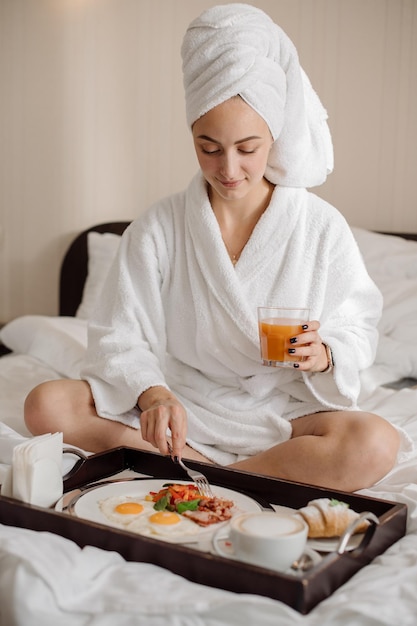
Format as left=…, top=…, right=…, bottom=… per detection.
left=59, top=221, right=130, bottom=316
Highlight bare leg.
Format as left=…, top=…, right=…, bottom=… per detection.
left=230, top=411, right=401, bottom=491
left=25, top=381, right=401, bottom=491
left=24, top=379, right=208, bottom=461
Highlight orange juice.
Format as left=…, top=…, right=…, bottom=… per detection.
left=258, top=319, right=304, bottom=364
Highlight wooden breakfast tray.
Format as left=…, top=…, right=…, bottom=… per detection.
left=0, top=447, right=407, bottom=614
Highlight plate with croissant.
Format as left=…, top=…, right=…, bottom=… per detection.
left=275, top=498, right=370, bottom=553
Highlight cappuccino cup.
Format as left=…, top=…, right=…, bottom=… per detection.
left=213, top=511, right=308, bottom=572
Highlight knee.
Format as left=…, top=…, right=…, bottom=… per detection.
left=348, top=412, right=400, bottom=485
left=24, top=381, right=60, bottom=435
left=364, top=413, right=401, bottom=471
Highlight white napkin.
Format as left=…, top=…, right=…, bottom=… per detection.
left=3, top=432, right=64, bottom=507
left=0, top=423, right=29, bottom=497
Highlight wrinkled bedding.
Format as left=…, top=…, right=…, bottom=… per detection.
left=1, top=227, right=417, bottom=625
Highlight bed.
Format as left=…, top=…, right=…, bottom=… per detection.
left=1, top=222, right=417, bottom=625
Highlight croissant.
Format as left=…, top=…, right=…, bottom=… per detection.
left=297, top=498, right=369, bottom=538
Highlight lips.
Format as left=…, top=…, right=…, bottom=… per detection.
left=218, top=179, right=243, bottom=188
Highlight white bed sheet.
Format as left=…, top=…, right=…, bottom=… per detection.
left=1, top=227, right=417, bottom=625
left=1, top=343, right=417, bottom=625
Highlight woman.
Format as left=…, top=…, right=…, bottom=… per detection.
left=24, top=4, right=406, bottom=491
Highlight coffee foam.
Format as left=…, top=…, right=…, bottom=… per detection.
left=238, top=513, right=304, bottom=537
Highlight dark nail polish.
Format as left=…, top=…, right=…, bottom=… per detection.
left=293, top=363, right=300, bottom=368
left=290, top=337, right=297, bottom=344
left=288, top=348, right=296, bottom=354
left=302, top=324, right=308, bottom=330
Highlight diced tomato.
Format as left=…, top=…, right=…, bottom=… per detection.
left=149, top=483, right=200, bottom=507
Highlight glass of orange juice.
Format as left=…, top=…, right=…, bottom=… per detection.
left=258, top=307, right=310, bottom=367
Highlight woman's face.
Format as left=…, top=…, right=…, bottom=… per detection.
left=192, top=97, right=273, bottom=204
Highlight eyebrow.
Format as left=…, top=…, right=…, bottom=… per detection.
left=196, top=134, right=262, bottom=144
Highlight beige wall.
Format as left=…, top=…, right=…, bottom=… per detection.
left=0, top=0, right=416, bottom=322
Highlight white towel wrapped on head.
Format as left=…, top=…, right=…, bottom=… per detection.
left=181, top=3, right=333, bottom=188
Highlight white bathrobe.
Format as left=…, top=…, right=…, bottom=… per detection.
left=82, top=174, right=382, bottom=464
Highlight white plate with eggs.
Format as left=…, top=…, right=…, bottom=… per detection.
left=61, top=479, right=264, bottom=544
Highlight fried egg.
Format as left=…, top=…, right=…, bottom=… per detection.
left=97, top=494, right=202, bottom=540
left=127, top=507, right=200, bottom=539
left=98, top=495, right=153, bottom=526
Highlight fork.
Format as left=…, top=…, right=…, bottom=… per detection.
left=167, top=442, right=214, bottom=498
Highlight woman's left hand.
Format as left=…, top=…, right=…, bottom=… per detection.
left=288, top=320, right=329, bottom=372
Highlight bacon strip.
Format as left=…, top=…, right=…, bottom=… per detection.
left=182, top=496, right=234, bottom=526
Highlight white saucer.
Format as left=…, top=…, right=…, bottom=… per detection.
left=307, top=533, right=364, bottom=553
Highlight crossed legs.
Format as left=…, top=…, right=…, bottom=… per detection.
left=24, top=379, right=401, bottom=492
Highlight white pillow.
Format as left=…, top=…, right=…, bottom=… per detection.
left=352, top=228, right=417, bottom=381
left=352, top=227, right=417, bottom=282
left=0, top=316, right=88, bottom=379
left=75, top=231, right=121, bottom=320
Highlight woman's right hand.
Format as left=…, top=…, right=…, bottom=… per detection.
left=137, top=386, right=187, bottom=458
